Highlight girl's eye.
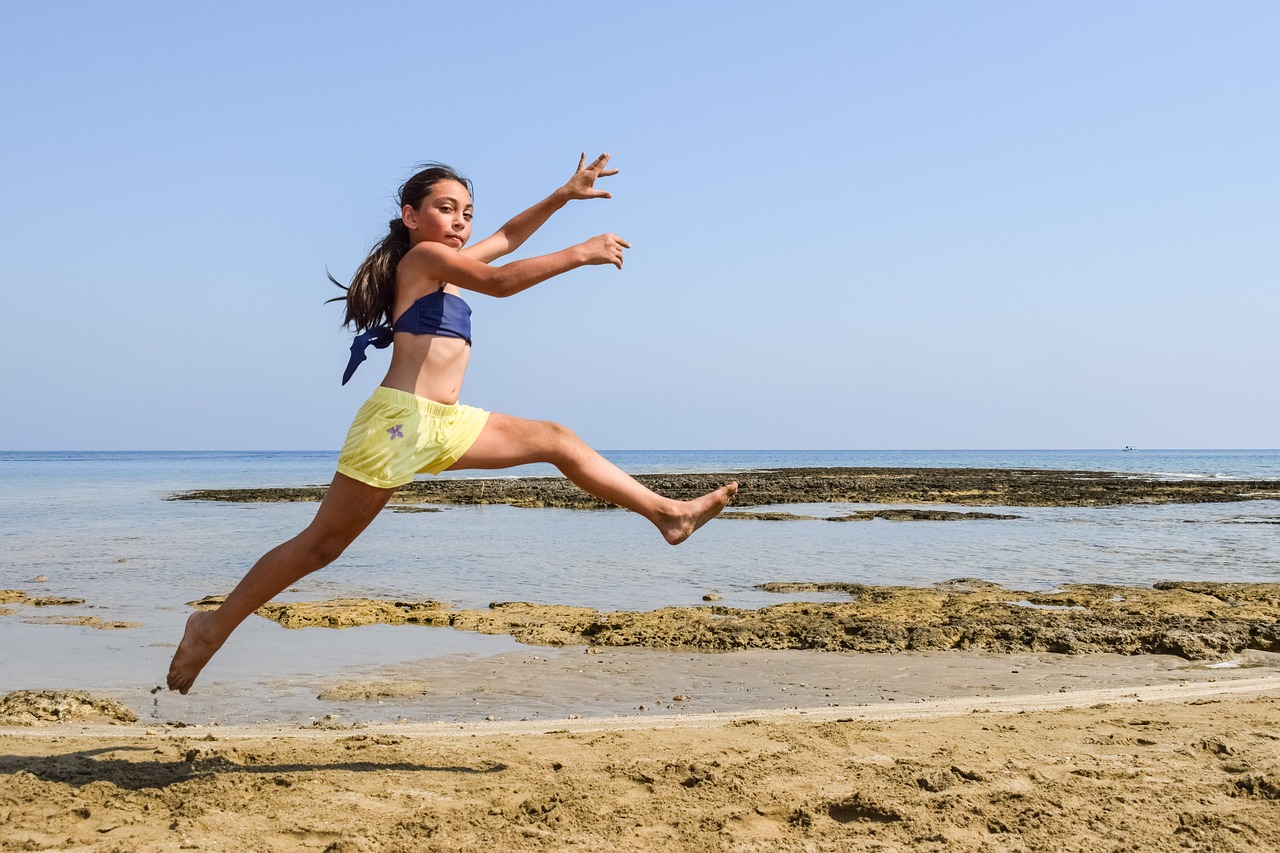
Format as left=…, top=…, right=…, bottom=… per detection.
left=463, top=213, right=472, bottom=221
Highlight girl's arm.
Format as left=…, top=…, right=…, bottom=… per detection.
left=403, top=232, right=629, bottom=299
left=463, top=153, right=618, bottom=264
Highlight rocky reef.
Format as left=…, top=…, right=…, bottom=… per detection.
left=169, top=467, right=1280, bottom=509
left=189, top=581, right=1280, bottom=661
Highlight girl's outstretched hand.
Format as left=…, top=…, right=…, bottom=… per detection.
left=581, top=233, right=630, bottom=269
left=563, top=152, right=619, bottom=200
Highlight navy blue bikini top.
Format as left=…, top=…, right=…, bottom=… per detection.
left=341, top=289, right=472, bottom=385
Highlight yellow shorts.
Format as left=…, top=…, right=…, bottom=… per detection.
left=336, top=387, right=490, bottom=489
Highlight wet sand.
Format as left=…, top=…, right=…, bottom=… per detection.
left=3, top=678, right=1278, bottom=852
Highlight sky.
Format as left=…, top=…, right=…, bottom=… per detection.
left=1, top=1, right=1276, bottom=451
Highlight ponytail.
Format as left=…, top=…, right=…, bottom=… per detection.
left=326, top=217, right=411, bottom=331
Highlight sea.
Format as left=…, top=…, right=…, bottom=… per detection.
left=2, top=449, right=1278, bottom=724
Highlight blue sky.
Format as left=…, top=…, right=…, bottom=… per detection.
left=2, top=1, right=1276, bottom=450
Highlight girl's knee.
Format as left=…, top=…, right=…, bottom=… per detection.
left=536, top=420, right=584, bottom=458
left=293, top=529, right=351, bottom=571
left=541, top=419, right=578, bottom=443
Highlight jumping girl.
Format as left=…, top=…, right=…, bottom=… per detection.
left=167, top=153, right=738, bottom=693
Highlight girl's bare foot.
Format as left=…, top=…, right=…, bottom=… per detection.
left=660, top=482, right=738, bottom=545
left=167, top=611, right=224, bottom=694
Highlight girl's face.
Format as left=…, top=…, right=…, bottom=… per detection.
left=404, top=179, right=473, bottom=248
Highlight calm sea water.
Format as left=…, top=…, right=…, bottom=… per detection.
left=2, top=449, right=1278, bottom=718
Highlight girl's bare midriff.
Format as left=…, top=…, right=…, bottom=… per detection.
left=381, top=332, right=470, bottom=404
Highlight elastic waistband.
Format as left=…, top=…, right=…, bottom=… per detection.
left=370, top=386, right=461, bottom=416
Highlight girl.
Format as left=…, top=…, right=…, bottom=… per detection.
left=167, top=153, right=738, bottom=694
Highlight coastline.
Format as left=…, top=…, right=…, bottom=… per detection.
left=4, top=463, right=1280, bottom=849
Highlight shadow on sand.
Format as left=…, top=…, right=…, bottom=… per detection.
left=0, top=745, right=506, bottom=791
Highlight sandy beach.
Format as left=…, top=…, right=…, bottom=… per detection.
left=3, top=674, right=1278, bottom=852
left=5, top=464, right=1280, bottom=850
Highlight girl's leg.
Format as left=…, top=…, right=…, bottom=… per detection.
left=167, top=473, right=395, bottom=693
left=448, top=412, right=737, bottom=545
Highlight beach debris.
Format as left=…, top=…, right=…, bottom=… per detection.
left=0, top=690, right=138, bottom=725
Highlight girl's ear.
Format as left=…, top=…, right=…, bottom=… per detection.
left=400, top=203, right=418, bottom=229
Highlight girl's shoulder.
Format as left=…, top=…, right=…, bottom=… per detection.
left=397, top=244, right=442, bottom=280
left=399, top=241, right=457, bottom=279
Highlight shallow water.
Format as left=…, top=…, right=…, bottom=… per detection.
left=2, top=449, right=1278, bottom=721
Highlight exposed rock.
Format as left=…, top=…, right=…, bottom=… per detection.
left=0, top=690, right=138, bottom=726
left=168, top=467, right=1280, bottom=509
left=30, top=596, right=85, bottom=607
left=828, top=509, right=1022, bottom=522
left=720, top=509, right=1023, bottom=522
left=0, top=591, right=85, bottom=607
left=21, top=615, right=142, bottom=630
left=188, top=581, right=1280, bottom=660
left=188, top=595, right=452, bottom=629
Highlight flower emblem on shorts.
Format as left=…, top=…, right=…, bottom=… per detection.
left=387, top=424, right=404, bottom=440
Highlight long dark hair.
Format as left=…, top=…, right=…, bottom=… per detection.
left=327, top=163, right=473, bottom=331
